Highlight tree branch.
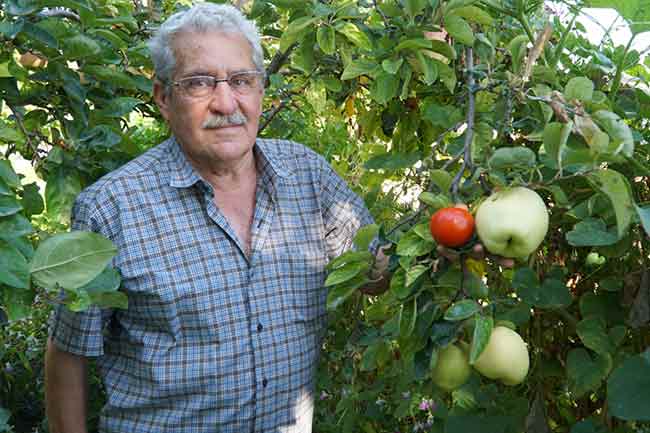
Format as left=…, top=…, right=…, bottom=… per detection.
left=37, top=7, right=80, bottom=21
left=451, top=47, right=476, bottom=203
left=7, top=103, right=41, bottom=163
left=264, top=43, right=297, bottom=88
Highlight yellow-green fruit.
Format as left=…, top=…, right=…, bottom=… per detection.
left=431, top=343, right=472, bottom=391
left=473, top=326, right=529, bottom=385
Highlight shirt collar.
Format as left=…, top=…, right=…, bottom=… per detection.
left=166, top=136, right=292, bottom=190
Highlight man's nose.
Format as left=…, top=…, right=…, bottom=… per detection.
left=207, top=81, right=237, bottom=114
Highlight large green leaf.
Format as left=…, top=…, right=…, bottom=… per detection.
left=444, top=13, right=475, bottom=46
left=469, top=314, right=493, bottom=364
left=0, top=160, right=20, bottom=189
left=567, top=348, right=612, bottom=398
left=45, top=167, right=81, bottom=224
left=566, top=218, right=618, bottom=246
left=587, top=170, right=634, bottom=239
left=30, top=231, right=118, bottom=290
left=0, top=213, right=33, bottom=239
left=316, top=25, right=335, bottom=55
left=63, top=34, right=102, bottom=59
left=364, top=151, right=421, bottom=170
left=336, top=22, right=372, bottom=51
left=0, top=195, right=22, bottom=217
left=0, top=239, right=30, bottom=289
left=607, top=351, right=650, bottom=421
left=353, top=224, right=378, bottom=251
left=340, top=59, right=378, bottom=80
left=585, top=0, right=650, bottom=34
left=444, top=299, right=481, bottom=321
left=592, top=110, right=634, bottom=157
left=564, top=77, right=594, bottom=102
left=324, top=261, right=368, bottom=286
left=370, top=71, right=399, bottom=104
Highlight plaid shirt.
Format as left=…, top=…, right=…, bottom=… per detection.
left=49, top=137, right=373, bottom=433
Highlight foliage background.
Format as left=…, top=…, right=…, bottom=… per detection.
left=1, top=0, right=650, bottom=432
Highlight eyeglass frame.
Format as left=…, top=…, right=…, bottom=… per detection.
left=168, top=70, right=265, bottom=98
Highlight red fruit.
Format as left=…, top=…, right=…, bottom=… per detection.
left=429, top=207, right=475, bottom=248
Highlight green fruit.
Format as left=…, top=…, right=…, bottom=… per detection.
left=475, top=187, right=549, bottom=259
left=473, top=326, right=529, bottom=385
left=431, top=343, right=472, bottom=391
left=585, top=251, right=606, bottom=266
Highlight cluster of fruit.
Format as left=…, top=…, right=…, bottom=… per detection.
left=428, top=187, right=549, bottom=390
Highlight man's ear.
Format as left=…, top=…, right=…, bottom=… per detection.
left=153, top=79, right=171, bottom=122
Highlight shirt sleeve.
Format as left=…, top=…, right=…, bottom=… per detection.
left=318, top=157, right=376, bottom=260
left=48, top=187, right=118, bottom=357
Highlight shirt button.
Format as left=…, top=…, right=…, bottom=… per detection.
left=257, top=323, right=263, bottom=332
left=262, top=378, right=268, bottom=387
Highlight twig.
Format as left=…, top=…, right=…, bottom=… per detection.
left=7, top=103, right=41, bottom=164
left=259, top=100, right=288, bottom=133
left=264, top=43, right=297, bottom=88
left=450, top=47, right=476, bottom=203
left=386, top=208, right=424, bottom=237
left=37, top=7, right=80, bottom=21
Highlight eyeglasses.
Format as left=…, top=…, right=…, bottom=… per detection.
left=171, top=70, right=264, bottom=98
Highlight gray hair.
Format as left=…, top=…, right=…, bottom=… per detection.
left=148, top=3, right=264, bottom=85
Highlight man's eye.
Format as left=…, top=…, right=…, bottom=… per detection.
left=230, top=74, right=255, bottom=87
left=185, top=77, right=213, bottom=88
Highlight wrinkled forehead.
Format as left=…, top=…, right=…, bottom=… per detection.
left=171, top=30, right=255, bottom=76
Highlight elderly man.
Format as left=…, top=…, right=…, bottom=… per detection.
left=44, top=3, right=387, bottom=433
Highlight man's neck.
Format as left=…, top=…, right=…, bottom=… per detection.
left=185, top=148, right=258, bottom=193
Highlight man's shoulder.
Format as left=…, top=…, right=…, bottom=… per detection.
left=77, top=139, right=173, bottom=202
left=256, top=138, right=326, bottom=173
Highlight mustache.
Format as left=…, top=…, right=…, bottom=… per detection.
left=202, top=110, right=247, bottom=129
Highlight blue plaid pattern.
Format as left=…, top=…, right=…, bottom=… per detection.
left=49, top=137, right=373, bottom=433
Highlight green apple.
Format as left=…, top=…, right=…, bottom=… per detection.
left=473, top=326, right=529, bottom=386
left=475, top=187, right=549, bottom=259
left=431, top=343, right=472, bottom=391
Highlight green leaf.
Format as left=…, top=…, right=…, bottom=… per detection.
left=0, top=124, right=25, bottom=145
left=508, top=34, right=529, bottom=74
left=453, top=6, right=493, bottom=25
left=0, top=160, right=20, bottom=189
left=89, top=291, right=128, bottom=310
left=370, top=71, right=399, bottom=104
left=415, top=51, right=438, bottom=85
left=353, top=224, right=378, bottom=251
left=635, top=204, right=650, bottom=238
left=5, top=0, right=40, bottom=15
left=404, top=0, right=428, bottom=18
left=396, top=231, right=434, bottom=257
left=45, top=168, right=81, bottom=224
left=584, top=0, right=650, bottom=34
left=564, top=77, right=594, bottom=102
left=364, top=151, right=421, bottom=170
left=418, top=192, right=451, bottom=209
left=394, top=38, right=432, bottom=52
left=22, top=22, right=59, bottom=49
left=567, top=348, right=612, bottom=398
left=30, top=231, right=118, bottom=290
left=0, top=178, right=12, bottom=196
left=542, top=121, right=572, bottom=170
left=78, top=266, right=121, bottom=294
left=399, top=297, right=418, bottom=338
left=382, top=58, right=403, bottom=74
left=405, top=264, right=428, bottom=288
left=513, top=267, right=572, bottom=309
left=326, top=273, right=367, bottom=310
left=566, top=218, right=619, bottom=247
left=90, top=29, right=127, bottom=49
left=0, top=239, right=30, bottom=288
left=317, top=25, right=336, bottom=54
left=336, top=22, right=372, bottom=51
left=469, top=314, right=493, bottom=364
left=576, top=316, right=615, bottom=355
left=430, top=169, right=454, bottom=192
left=487, top=146, right=536, bottom=171
left=0, top=213, right=33, bottom=239
left=21, top=182, right=44, bottom=217
left=324, top=261, right=368, bottom=286
left=587, top=169, right=634, bottom=239
left=279, top=16, right=318, bottom=52
left=96, top=97, right=142, bottom=119
left=436, top=60, right=457, bottom=93
left=326, top=250, right=373, bottom=271
left=340, top=59, right=378, bottom=80
left=82, top=65, right=138, bottom=90
left=607, top=351, right=650, bottom=420
left=413, top=222, right=434, bottom=241
left=592, top=110, right=635, bottom=157
left=428, top=40, right=455, bottom=62
left=0, top=195, right=22, bottom=217
left=390, top=268, right=411, bottom=299
left=444, top=14, right=475, bottom=46
left=63, top=34, right=102, bottom=59
left=444, top=299, right=481, bottom=321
